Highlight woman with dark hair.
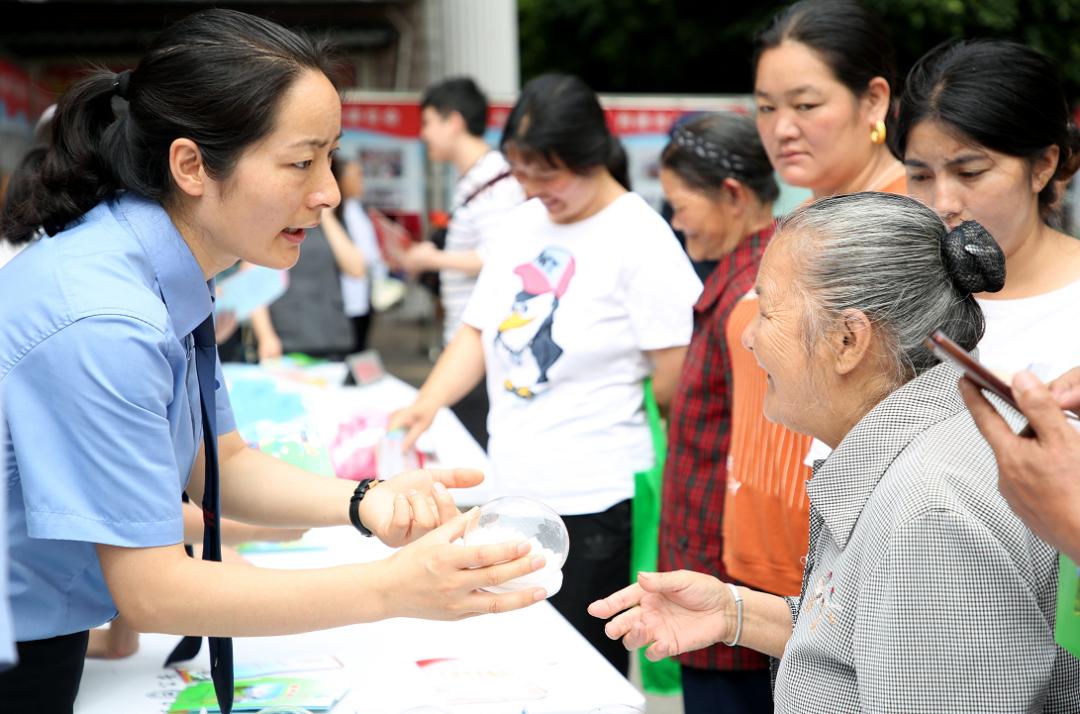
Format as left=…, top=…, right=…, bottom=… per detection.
left=898, top=39, right=1080, bottom=383
left=720, top=0, right=907, bottom=618
left=897, top=39, right=1080, bottom=564
left=752, top=0, right=904, bottom=199
left=592, top=192, right=1080, bottom=712
left=0, top=10, right=544, bottom=712
left=654, top=113, right=777, bottom=712
left=391, top=73, right=702, bottom=674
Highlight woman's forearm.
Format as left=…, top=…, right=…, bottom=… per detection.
left=249, top=306, right=277, bottom=343
left=733, top=587, right=795, bottom=659
left=429, top=249, right=484, bottom=276
left=646, top=345, right=687, bottom=413
left=98, top=515, right=546, bottom=637
left=212, top=430, right=356, bottom=528
left=416, top=325, right=487, bottom=410
left=98, top=542, right=393, bottom=636
left=322, top=210, right=367, bottom=278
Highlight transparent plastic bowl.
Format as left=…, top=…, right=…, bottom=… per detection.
left=462, top=496, right=570, bottom=597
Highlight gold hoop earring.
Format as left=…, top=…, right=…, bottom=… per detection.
left=870, top=120, right=887, bottom=145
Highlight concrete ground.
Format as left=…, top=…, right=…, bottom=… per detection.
left=369, top=286, right=684, bottom=714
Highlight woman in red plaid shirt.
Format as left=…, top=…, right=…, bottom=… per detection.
left=655, top=112, right=778, bottom=713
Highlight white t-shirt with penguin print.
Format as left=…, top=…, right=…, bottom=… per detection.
left=463, top=192, right=702, bottom=515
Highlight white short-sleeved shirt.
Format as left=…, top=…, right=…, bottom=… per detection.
left=440, top=151, right=525, bottom=346
left=0, top=194, right=235, bottom=641
left=339, top=199, right=384, bottom=318
left=977, top=277, right=1080, bottom=380
left=463, top=193, right=702, bottom=514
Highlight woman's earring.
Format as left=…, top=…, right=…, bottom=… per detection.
left=870, top=120, right=887, bottom=145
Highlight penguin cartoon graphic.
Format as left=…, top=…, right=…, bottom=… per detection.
left=494, top=246, right=576, bottom=399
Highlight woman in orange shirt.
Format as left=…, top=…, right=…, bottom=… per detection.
left=722, top=0, right=906, bottom=600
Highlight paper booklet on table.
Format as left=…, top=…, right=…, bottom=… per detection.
left=168, top=675, right=348, bottom=712
left=413, top=657, right=547, bottom=706
left=257, top=434, right=336, bottom=477
left=175, top=655, right=342, bottom=683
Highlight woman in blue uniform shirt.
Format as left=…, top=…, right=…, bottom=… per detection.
left=0, top=10, right=545, bottom=712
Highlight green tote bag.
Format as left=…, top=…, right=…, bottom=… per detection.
left=630, top=378, right=682, bottom=695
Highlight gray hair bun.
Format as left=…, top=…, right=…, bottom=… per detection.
left=941, top=221, right=1006, bottom=294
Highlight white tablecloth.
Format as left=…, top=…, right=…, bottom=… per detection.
left=75, top=367, right=643, bottom=713
left=75, top=527, right=645, bottom=713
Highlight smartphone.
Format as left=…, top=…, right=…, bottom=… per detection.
left=924, top=330, right=1019, bottom=410
left=925, top=329, right=1080, bottom=433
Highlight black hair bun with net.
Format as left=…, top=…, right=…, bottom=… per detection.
left=941, top=220, right=1006, bottom=294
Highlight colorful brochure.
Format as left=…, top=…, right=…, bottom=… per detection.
left=258, top=435, right=335, bottom=477
left=175, top=655, right=343, bottom=683
left=168, top=675, right=348, bottom=712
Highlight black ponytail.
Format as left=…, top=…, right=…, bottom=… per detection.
left=1, top=74, right=121, bottom=243
left=605, top=135, right=631, bottom=191
left=0, top=8, right=338, bottom=245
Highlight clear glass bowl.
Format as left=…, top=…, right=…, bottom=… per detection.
left=462, top=496, right=570, bottom=596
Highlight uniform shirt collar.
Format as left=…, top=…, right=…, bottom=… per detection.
left=113, top=192, right=213, bottom=338
left=806, top=362, right=967, bottom=550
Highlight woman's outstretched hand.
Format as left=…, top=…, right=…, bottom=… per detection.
left=588, top=570, right=735, bottom=660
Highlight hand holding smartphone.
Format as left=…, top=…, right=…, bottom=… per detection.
left=924, top=329, right=1080, bottom=435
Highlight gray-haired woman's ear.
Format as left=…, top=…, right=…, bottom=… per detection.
left=941, top=221, right=1006, bottom=295
left=776, top=191, right=989, bottom=388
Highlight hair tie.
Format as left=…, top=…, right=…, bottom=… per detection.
left=941, top=220, right=1006, bottom=294
left=114, top=69, right=133, bottom=100
left=671, top=125, right=751, bottom=179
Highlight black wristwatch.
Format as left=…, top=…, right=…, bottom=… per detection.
left=349, top=478, right=382, bottom=537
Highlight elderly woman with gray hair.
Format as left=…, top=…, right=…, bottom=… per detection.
left=590, top=191, right=1080, bottom=712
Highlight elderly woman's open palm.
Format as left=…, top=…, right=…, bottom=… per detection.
left=588, top=570, right=735, bottom=660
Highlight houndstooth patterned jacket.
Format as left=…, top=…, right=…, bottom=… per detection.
left=773, top=363, right=1080, bottom=713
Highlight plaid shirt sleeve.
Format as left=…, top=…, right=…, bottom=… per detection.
left=657, top=229, right=772, bottom=671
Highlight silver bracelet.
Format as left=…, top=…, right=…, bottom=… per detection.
left=721, top=582, right=743, bottom=647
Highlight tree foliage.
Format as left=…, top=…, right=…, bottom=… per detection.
left=518, top=0, right=1080, bottom=102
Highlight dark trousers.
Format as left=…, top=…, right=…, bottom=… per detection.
left=549, top=499, right=632, bottom=677
left=350, top=313, right=373, bottom=354
left=0, top=630, right=89, bottom=713
left=450, top=380, right=489, bottom=450
left=681, top=664, right=773, bottom=714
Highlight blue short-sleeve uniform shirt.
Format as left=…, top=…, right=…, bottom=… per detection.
left=0, top=193, right=235, bottom=641
left=0, top=396, right=14, bottom=667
